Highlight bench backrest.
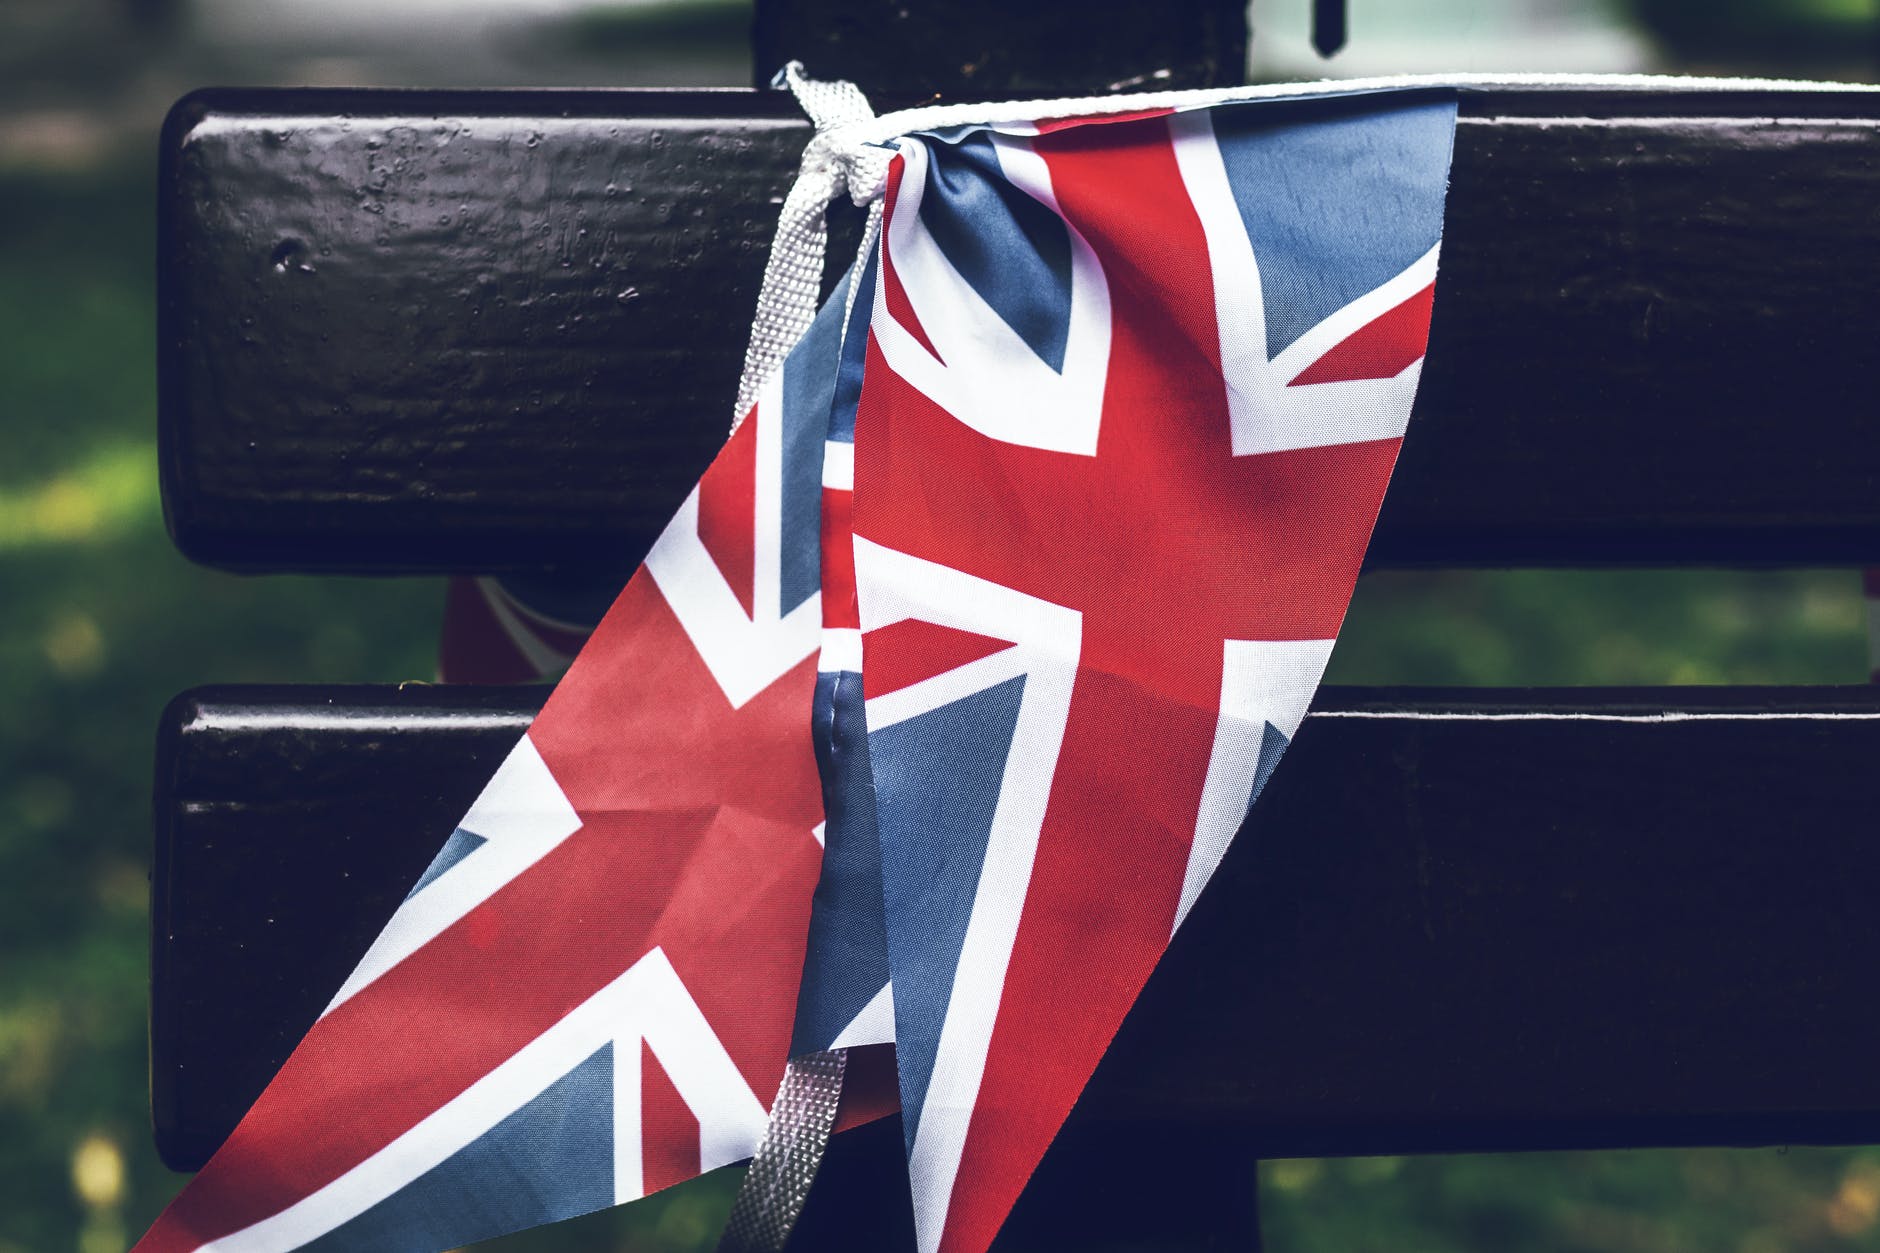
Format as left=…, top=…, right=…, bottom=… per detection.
left=160, top=88, right=1880, bottom=575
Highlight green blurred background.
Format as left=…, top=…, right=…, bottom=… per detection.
left=2, top=0, right=1879, bottom=1249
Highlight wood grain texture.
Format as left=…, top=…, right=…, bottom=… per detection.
left=154, top=685, right=1880, bottom=1174
left=159, top=88, right=1880, bottom=573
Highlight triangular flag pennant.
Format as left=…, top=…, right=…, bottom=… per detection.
left=841, top=93, right=1455, bottom=1253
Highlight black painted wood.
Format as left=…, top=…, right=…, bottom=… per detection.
left=154, top=685, right=1880, bottom=1178
left=160, top=88, right=1880, bottom=575
left=786, top=1113, right=1263, bottom=1252
left=751, top=0, right=1248, bottom=100
left=148, top=686, right=532, bottom=1173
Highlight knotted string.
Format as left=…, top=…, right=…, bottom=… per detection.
left=717, top=66, right=876, bottom=1252
left=729, top=63, right=888, bottom=431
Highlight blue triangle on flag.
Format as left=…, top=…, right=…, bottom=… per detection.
left=1248, top=720, right=1291, bottom=813
left=919, top=132, right=1074, bottom=372
left=870, top=674, right=1027, bottom=1152
left=298, top=1043, right=614, bottom=1252
left=404, top=827, right=487, bottom=901
left=1211, top=98, right=1455, bottom=357
left=792, top=670, right=892, bottom=1053
left=826, top=256, right=876, bottom=445
left=781, top=266, right=852, bottom=617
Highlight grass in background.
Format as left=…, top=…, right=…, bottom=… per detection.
left=2, top=162, right=1877, bottom=1253
left=1261, top=1148, right=1880, bottom=1253
left=1332, top=566, right=1868, bottom=687
left=0, top=164, right=442, bottom=1253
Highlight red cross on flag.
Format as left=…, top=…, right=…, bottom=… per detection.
left=848, top=97, right=1455, bottom=1253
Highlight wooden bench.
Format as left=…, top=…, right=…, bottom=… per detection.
left=151, top=3, right=1880, bottom=1247
left=161, top=87, right=1880, bottom=571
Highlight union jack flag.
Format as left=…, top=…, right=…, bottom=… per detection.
left=136, top=87, right=1456, bottom=1253
left=135, top=269, right=855, bottom=1253
left=842, top=94, right=1456, bottom=1253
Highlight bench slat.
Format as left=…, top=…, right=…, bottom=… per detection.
left=160, top=88, right=1880, bottom=573
left=153, top=684, right=1880, bottom=1172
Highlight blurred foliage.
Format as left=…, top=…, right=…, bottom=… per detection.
left=1260, top=1148, right=1880, bottom=1253
left=1330, top=566, right=1867, bottom=687
left=1631, top=0, right=1879, bottom=72
left=549, top=0, right=755, bottom=57
left=0, top=165, right=442, bottom=1252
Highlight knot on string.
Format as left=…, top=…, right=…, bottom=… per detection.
left=775, top=62, right=896, bottom=208
left=731, top=63, right=886, bottom=429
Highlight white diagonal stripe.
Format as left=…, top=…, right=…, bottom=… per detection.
left=324, top=734, right=580, bottom=1013
left=852, top=537, right=1081, bottom=1253
left=1168, top=108, right=1435, bottom=456
left=1174, top=638, right=1336, bottom=935
left=206, top=948, right=764, bottom=1253
left=822, top=439, right=854, bottom=491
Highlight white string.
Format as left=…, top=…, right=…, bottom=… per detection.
left=732, top=68, right=1880, bottom=431
left=834, top=70, right=1880, bottom=202
left=730, top=63, right=881, bottom=431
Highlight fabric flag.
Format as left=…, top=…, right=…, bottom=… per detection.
left=791, top=249, right=897, bottom=1058
left=134, top=272, right=861, bottom=1253
left=839, top=93, right=1456, bottom=1253
left=136, top=80, right=1456, bottom=1253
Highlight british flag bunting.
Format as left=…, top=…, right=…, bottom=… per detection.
left=845, top=94, right=1456, bottom=1253
left=135, top=269, right=859, bottom=1253
left=137, top=85, right=1457, bottom=1253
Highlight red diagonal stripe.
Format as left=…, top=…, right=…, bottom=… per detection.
left=1288, top=282, right=1435, bottom=386
left=1035, top=106, right=1176, bottom=133
left=642, top=1040, right=701, bottom=1195
left=697, top=413, right=758, bottom=617
left=862, top=618, right=1015, bottom=698
left=882, top=155, right=946, bottom=364
left=821, top=485, right=859, bottom=631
